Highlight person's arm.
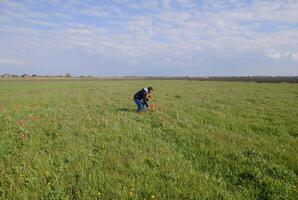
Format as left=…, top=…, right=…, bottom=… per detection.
left=142, top=91, right=149, bottom=107
left=143, top=98, right=149, bottom=107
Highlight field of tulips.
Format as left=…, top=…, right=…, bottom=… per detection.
left=0, top=79, right=297, bottom=199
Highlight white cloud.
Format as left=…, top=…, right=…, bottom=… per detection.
left=266, top=51, right=298, bottom=62
left=0, top=0, right=298, bottom=74
left=291, top=53, right=298, bottom=62
left=284, top=51, right=291, bottom=58
left=1, top=0, right=298, bottom=56
left=162, top=0, right=172, bottom=8
left=79, top=6, right=111, bottom=17
left=164, top=57, right=172, bottom=62
left=0, top=58, right=26, bottom=65
left=267, top=51, right=281, bottom=60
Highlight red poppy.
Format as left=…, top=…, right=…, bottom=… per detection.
left=149, top=104, right=157, bottom=110
left=17, top=119, right=25, bottom=126
left=30, top=115, right=38, bottom=121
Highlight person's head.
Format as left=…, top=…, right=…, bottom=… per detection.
left=148, top=86, right=153, bottom=94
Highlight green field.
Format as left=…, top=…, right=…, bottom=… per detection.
left=0, top=80, right=297, bottom=199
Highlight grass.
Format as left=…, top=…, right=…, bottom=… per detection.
left=0, top=79, right=297, bottom=199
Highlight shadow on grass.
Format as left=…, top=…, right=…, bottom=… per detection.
left=116, top=108, right=136, bottom=113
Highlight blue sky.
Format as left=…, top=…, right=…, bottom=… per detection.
left=0, top=0, right=298, bottom=76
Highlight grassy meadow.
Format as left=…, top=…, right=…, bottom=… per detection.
left=0, top=79, right=297, bottom=199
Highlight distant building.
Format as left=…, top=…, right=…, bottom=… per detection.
left=65, top=73, right=71, bottom=77
left=1, top=74, right=11, bottom=78
left=32, top=74, right=37, bottom=77
left=22, top=74, right=30, bottom=78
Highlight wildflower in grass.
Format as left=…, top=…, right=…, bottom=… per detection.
left=30, top=115, right=38, bottom=121
left=45, top=171, right=50, bottom=177
left=97, top=192, right=101, bottom=196
left=159, top=116, right=164, bottom=122
left=17, top=119, right=25, bottom=126
left=149, top=104, right=157, bottom=111
left=15, top=105, right=21, bottom=110
left=151, top=194, right=155, bottom=199
left=19, top=132, right=26, bottom=141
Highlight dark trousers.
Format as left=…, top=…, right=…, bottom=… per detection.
left=134, top=98, right=146, bottom=112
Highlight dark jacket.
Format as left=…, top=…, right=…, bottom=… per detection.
left=134, top=88, right=149, bottom=107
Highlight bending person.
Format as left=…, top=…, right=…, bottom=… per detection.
left=133, top=86, right=153, bottom=113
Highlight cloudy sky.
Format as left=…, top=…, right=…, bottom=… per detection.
left=0, top=0, right=298, bottom=76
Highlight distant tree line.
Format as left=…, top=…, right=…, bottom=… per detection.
left=193, top=76, right=298, bottom=83
left=1, top=74, right=297, bottom=83
left=1, top=73, right=77, bottom=78
left=88, top=76, right=298, bottom=83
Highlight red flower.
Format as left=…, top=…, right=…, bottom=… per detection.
left=30, top=115, right=38, bottom=121
left=149, top=104, right=157, bottom=110
left=17, top=119, right=25, bottom=127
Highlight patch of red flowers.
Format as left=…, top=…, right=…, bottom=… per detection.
left=149, top=104, right=157, bottom=111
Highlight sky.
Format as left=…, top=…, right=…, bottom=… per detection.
left=0, top=0, right=298, bottom=76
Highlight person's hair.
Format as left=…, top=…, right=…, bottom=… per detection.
left=148, top=86, right=153, bottom=91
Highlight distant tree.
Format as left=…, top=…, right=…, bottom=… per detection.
left=65, top=73, right=71, bottom=78
left=1, top=74, right=11, bottom=78
left=32, top=74, right=37, bottom=77
left=22, top=74, right=29, bottom=78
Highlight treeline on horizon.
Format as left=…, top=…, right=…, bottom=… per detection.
left=1, top=73, right=298, bottom=83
